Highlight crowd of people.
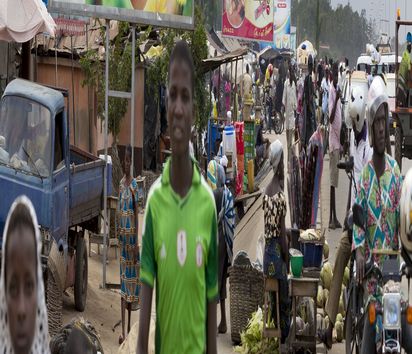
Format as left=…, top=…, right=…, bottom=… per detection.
left=3, top=37, right=412, bottom=354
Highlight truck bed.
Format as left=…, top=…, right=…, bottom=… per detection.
left=69, top=145, right=109, bottom=229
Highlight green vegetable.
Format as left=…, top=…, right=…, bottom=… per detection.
left=317, top=285, right=324, bottom=308
left=339, top=292, right=345, bottom=317
left=336, top=313, right=343, bottom=323
left=321, top=262, right=333, bottom=290
left=343, top=266, right=350, bottom=287
left=335, top=321, right=344, bottom=342
left=323, top=288, right=329, bottom=310
left=234, top=307, right=280, bottom=354
left=323, top=240, right=329, bottom=259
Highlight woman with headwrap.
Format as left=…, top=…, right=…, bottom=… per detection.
left=0, top=196, right=50, bottom=354
left=207, top=161, right=235, bottom=334
left=263, top=140, right=290, bottom=344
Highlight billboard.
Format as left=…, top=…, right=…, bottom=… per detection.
left=273, top=0, right=291, bottom=49
left=222, top=0, right=274, bottom=42
left=48, top=0, right=194, bottom=30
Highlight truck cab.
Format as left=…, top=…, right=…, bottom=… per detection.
left=0, top=79, right=69, bottom=251
left=0, top=79, right=109, bottom=333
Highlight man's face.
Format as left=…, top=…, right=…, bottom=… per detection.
left=6, top=227, right=37, bottom=354
left=372, top=104, right=387, bottom=155
left=168, top=60, right=193, bottom=157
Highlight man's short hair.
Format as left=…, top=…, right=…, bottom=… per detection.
left=168, top=40, right=195, bottom=94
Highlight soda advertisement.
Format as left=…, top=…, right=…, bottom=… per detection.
left=222, top=0, right=274, bottom=42
left=273, top=0, right=291, bottom=49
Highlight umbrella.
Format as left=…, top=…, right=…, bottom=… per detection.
left=0, top=0, right=56, bottom=42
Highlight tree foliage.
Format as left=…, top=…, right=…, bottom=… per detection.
left=79, top=22, right=149, bottom=139
left=146, top=5, right=210, bottom=130
left=292, top=0, right=377, bottom=66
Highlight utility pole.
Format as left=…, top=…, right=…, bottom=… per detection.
left=315, top=0, right=320, bottom=54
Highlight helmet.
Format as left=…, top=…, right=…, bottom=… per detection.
left=367, top=76, right=388, bottom=147
left=400, top=169, right=412, bottom=253
left=407, top=32, right=412, bottom=43
left=349, top=86, right=366, bottom=133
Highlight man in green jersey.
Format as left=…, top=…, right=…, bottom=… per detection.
left=137, top=41, right=218, bottom=354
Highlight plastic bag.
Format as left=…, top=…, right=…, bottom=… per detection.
left=256, top=233, right=265, bottom=268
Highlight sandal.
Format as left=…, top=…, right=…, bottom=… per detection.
left=118, top=334, right=124, bottom=345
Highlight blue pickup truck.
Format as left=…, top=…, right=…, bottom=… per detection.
left=0, top=79, right=110, bottom=329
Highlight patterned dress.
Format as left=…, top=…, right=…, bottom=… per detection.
left=353, top=154, right=402, bottom=344
left=262, top=192, right=290, bottom=343
left=118, top=177, right=140, bottom=307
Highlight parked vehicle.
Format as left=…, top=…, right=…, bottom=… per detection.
left=391, top=19, right=412, bottom=169
left=0, top=79, right=110, bottom=330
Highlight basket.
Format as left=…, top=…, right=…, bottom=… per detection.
left=229, top=253, right=264, bottom=344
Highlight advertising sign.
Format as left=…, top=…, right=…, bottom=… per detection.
left=222, top=0, right=274, bottom=42
left=273, top=0, right=291, bottom=49
left=48, top=0, right=194, bottom=30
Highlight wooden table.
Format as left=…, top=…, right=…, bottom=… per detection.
left=289, top=276, right=319, bottom=353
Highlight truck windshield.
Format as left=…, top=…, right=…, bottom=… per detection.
left=0, top=95, right=52, bottom=177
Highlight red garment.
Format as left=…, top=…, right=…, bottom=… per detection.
left=234, top=122, right=244, bottom=155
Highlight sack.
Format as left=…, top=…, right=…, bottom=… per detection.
left=340, top=121, right=347, bottom=147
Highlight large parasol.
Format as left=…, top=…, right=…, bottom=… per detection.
left=0, top=0, right=56, bottom=42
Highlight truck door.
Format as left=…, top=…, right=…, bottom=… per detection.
left=52, top=110, right=69, bottom=250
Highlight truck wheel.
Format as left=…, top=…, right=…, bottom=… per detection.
left=395, top=126, right=402, bottom=170
left=46, top=269, right=63, bottom=337
left=74, top=235, right=88, bottom=312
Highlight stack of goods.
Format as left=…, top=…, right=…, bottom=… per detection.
left=315, top=259, right=349, bottom=343
left=223, top=125, right=237, bottom=179
left=299, top=229, right=324, bottom=269
left=243, top=120, right=255, bottom=176
left=235, top=122, right=244, bottom=196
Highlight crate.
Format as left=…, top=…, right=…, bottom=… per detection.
left=299, top=240, right=323, bottom=269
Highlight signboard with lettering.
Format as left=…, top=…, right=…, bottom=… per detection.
left=222, top=0, right=274, bottom=42
left=273, top=0, right=291, bottom=49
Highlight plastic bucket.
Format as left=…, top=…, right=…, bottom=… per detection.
left=289, top=248, right=303, bottom=277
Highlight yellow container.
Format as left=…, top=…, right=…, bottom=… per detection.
left=247, top=159, right=254, bottom=193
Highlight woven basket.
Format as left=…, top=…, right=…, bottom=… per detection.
left=229, top=254, right=264, bottom=344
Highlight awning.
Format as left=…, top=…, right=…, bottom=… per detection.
left=0, top=0, right=56, bottom=42
left=201, top=48, right=248, bottom=73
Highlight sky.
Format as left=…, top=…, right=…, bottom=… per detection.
left=330, top=0, right=412, bottom=40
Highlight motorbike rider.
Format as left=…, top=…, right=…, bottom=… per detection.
left=320, top=86, right=373, bottom=349
left=354, top=75, right=412, bottom=354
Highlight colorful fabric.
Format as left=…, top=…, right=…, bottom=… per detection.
left=207, top=160, right=218, bottom=190
left=140, top=158, right=218, bottom=354
left=263, top=193, right=286, bottom=240
left=353, top=154, right=402, bottom=343
left=118, top=177, right=140, bottom=306
left=328, top=82, right=342, bottom=152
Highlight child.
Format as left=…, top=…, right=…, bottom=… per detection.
left=0, top=196, right=50, bottom=354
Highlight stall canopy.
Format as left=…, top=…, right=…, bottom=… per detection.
left=0, top=0, right=56, bottom=42
left=201, top=48, right=248, bottom=73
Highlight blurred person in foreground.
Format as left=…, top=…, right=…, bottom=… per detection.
left=207, top=161, right=235, bottom=334
left=137, top=40, right=218, bottom=354
left=0, top=196, right=50, bottom=354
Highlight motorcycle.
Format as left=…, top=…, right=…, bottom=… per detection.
left=348, top=197, right=412, bottom=354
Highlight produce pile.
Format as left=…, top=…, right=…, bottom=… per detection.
left=234, top=307, right=279, bottom=354
left=315, top=261, right=350, bottom=342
